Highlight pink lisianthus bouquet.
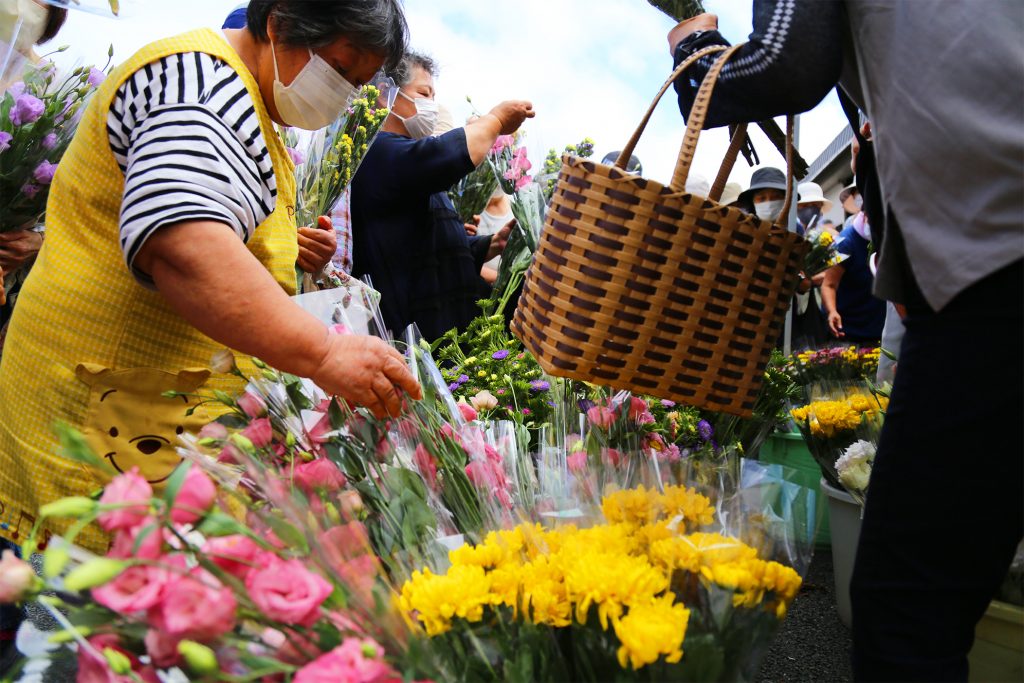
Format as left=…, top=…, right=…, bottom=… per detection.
left=0, top=47, right=113, bottom=232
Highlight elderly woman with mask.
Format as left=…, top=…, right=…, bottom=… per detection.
left=0, top=0, right=421, bottom=552
left=350, top=51, right=534, bottom=341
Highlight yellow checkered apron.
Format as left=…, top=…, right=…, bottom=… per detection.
left=0, top=29, right=298, bottom=551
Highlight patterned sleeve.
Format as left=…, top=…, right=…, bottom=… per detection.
left=107, top=52, right=277, bottom=286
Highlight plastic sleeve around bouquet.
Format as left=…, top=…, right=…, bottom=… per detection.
left=292, top=273, right=382, bottom=336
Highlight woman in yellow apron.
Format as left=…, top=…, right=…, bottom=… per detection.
left=0, top=0, right=420, bottom=551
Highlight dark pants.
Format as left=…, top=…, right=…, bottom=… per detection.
left=851, top=260, right=1023, bottom=681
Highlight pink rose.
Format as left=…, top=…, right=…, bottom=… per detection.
left=202, top=535, right=261, bottom=579
left=413, top=444, right=438, bottom=489
left=494, top=486, right=514, bottom=510
left=320, top=522, right=370, bottom=568
left=483, top=443, right=502, bottom=464
left=294, top=638, right=398, bottom=683
left=143, top=629, right=182, bottom=668
left=567, top=451, right=588, bottom=473
left=237, top=391, right=267, bottom=418
left=0, top=550, right=35, bottom=603
left=457, top=401, right=478, bottom=422
left=98, top=468, right=153, bottom=532
left=603, top=448, right=623, bottom=468
left=293, top=458, right=347, bottom=495
left=246, top=558, right=333, bottom=627
left=169, top=467, right=216, bottom=525
left=148, top=569, right=236, bottom=641
left=241, top=417, right=273, bottom=448
left=465, top=460, right=507, bottom=490
left=108, top=520, right=165, bottom=559
left=586, top=406, right=615, bottom=429
left=217, top=442, right=243, bottom=464
left=93, top=565, right=171, bottom=614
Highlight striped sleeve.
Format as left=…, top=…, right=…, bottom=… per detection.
left=107, top=52, right=277, bottom=286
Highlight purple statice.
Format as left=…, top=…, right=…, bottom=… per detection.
left=458, top=374, right=470, bottom=384
left=87, top=67, right=106, bottom=88
left=21, top=183, right=40, bottom=199
left=697, top=419, right=714, bottom=442
left=448, top=382, right=460, bottom=392
left=41, top=132, right=58, bottom=150
left=10, top=92, right=44, bottom=126
left=33, top=160, right=57, bottom=184
left=0, top=131, right=11, bottom=153
left=529, top=380, right=550, bottom=392
left=660, top=399, right=676, bottom=408
left=492, top=350, right=510, bottom=360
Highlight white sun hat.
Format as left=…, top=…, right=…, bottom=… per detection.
left=797, top=182, right=833, bottom=213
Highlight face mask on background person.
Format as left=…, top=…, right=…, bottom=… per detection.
left=271, top=40, right=356, bottom=131
left=798, top=206, right=821, bottom=227
left=853, top=194, right=864, bottom=211
left=392, top=90, right=439, bottom=139
left=1, top=0, right=47, bottom=84
left=754, top=199, right=785, bottom=223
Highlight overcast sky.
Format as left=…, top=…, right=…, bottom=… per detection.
left=50, top=0, right=847, bottom=188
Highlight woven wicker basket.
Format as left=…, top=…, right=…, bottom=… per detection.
left=512, top=44, right=808, bottom=417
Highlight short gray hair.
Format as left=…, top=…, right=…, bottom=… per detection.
left=391, top=50, right=438, bottom=87
left=247, top=0, right=409, bottom=72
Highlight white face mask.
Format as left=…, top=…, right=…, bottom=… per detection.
left=271, top=41, right=356, bottom=131
left=754, top=199, right=785, bottom=223
left=392, top=90, right=438, bottom=139
left=1, top=0, right=47, bottom=84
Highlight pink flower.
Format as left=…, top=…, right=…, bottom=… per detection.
left=169, top=467, right=216, bottom=525
left=457, top=401, right=478, bottom=422
left=108, top=520, right=165, bottom=559
left=483, top=443, right=502, bottom=464
left=33, top=160, right=57, bottom=184
left=319, top=522, right=370, bottom=566
left=293, top=458, right=347, bottom=495
left=0, top=131, right=12, bottom=152
left=413, top=444, right=438, bottom=489
left=77, top=635, right=136, bottom=683
left=490, top=135, right=515, bottom=155
left=241, top=416, right=273, bottom=448
left=294, top=638, right=398, bottom=683
left=237, top=391, right=268, bottom=418
left=217, top=442, right=243, bottom=464
left=586, top=406, right=615, bottom=429
left=203, top=535, right=262, bottom=580
left=10, top=92, right=43, bottom=126
left=567, top=451, right=588, bottom=473
left=148, top=569, right=237, bottom=641
left=287, top=146, right=305, bottom=165
left=246, top=557, right=333, bottom=627
left=198, top=422, right=228, bottom=440
left=494, top=486, right=513, bottom=510
left=514, top=174, right=533, bottom=191
left=143, top=629, right=182, bottom=668
left=0, top=550, right=35, bottom=603
left=465, top=460, right=506, bottom=489
left=603, top=448, right=624, bottom=467
left=98, top=468, right=153, bottom=532
left=93, top=565, right=171, bottom=614
left=329, top=323, right=351, bottom=335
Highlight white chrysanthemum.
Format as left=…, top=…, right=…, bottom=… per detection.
left=836, top=440, right=876, bottom=493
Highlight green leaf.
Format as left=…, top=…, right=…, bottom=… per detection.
left=53, top=422, right=104, bottom=468
left=215, top=413, right=249, bottom=430
left=264, top=515, right=309, bottom=554
left=196, top=512, right=250, bottom=537
left=163, top=461, right=192, bottom=509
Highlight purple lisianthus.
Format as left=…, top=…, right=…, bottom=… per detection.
left=33, top=160, right=57, bottom=184
left=660, top=399, right=676, bottom=408
left=0, top=131, right=11, bottom=153
left=10, top=92, right=44, bottom=126
left=21, top=183, right=40, bottom=199
left=697, top=419, right=714, bottom=442
left=458, top=374, right=469, bottom=384
left=529, top=380, right=550, bottom=392
left=492, top=350, right=510, bottom=360
left=88, top=67, right=106, bottom=88
left=448, top=382, right=460, bottom=392
left=286, top=146, right=305, bottom=165
left=41, top=132, right=58, bottom=150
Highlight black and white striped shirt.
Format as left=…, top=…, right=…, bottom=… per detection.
left=107, top=52, right=277, bottom=285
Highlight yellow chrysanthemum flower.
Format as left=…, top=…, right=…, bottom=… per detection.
left=613, top=595, right=690, bottom=670
left=563, top=551, right=668, bottom=630
left=399, top=565, right=495, bottom=636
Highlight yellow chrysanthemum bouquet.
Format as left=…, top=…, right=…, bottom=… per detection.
left=789, top=383, right=888, bottom=492
left=399, top=477, right=809, bottom=681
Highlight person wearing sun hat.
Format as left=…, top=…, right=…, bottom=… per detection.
left=736, top=166, right=798, bottom=222
left=796, top=181, right=833, bottom=235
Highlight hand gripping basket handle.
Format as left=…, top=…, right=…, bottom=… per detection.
left=613, top=44, right=728, bottom=171
left=670, top=44, right=797, bottom=219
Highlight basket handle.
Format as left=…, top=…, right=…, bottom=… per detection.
left=708, top=122, right=747, bottom=202
left=614, top=45, right=729, bottom=171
